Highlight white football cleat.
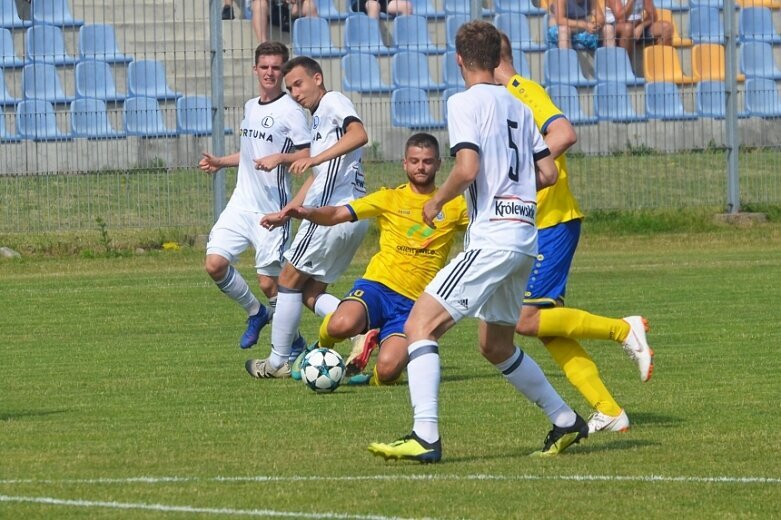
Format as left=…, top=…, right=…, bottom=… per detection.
left=245, top=358, right=291, bottom=379
left=622, top=316, right=654, bottom=382
left=587, top=410, right=630, bottom=433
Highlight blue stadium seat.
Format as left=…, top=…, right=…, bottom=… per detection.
left=0, top=28, right=23, bottom=68
left=293, top=17, right=346, bottom=57
left=127, top=59, right=181, bottom=100
left=654, top=0, right=689, bottom=12
left=314, top=0, right=348, bottom=20
left=0, top=68, right=20, bottom=106
left=514, top=47, right=533, bottom=79
left=0, top=113, right=21, bottom=142
left=176, top=95, right=232, bottom=135
left=644, top=82, right=698, bottom=120
left=392, top=51, right=446, bottom=90
left=745, top=78, right=781, bottom=117
left=594, top=81, right=647, bottom=122
left=124, top=96, right=178, bottom=138
left=445, top=15, right=469, bottom=50
left=25, top=25, right=79, bottom=65
left=75, top=60, right=126, bottom=102
left=696, top=80, right=727, bottom=117
left=689, top=7, right=724, bottom=44
left=31, top=0, right=84, bottom=27
left=495, top=13, right=547, bottom=52
left=22, top=63, right=74, bottom=104
left=546, top=84, right=598, bottom=124
left=16, top=99, right=73, bottom=141
left=344, top=14, right=394, bottom=55
left=740, top=42, right=781, bottom=79
left=410, top=0, right=445, bottom=18
left=595, top=47, right=644, bottom=85
left=393, top=15, right=445, bottom=54
left=738, top=7, right=781, bottom=44
left=544, top=48, right=597, bottom=86
left=391, top=88, right=445, bottom=129
left=442, top=51, right=465, bottom=89
left=496, top=0, right=546, bottom=15
left=688, top=0, right=737, bottom=8
left=341, top=52, right=392, bottom=93
left=79, top=24, right=133, bottom=64
left=70, top=97, right=125, bottom=139
left=444, top=0, right=494, bottom=16
left=1, top=0, right=31, bottom=28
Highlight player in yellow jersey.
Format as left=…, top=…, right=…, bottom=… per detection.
left=274, top=133, right=468, bottom=385
left=495, top=33, right=654, bottom=433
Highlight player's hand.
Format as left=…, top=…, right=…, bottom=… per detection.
left=254, top=153, right=282, bottom=171
left=260, top=212, right=289, bottom=230
left=422, top=198, right=443, bottom=229
left=281, top=205, right=311, bottom=221
left=289, top=157, right=318, bottom=176
left=199, top=152, right=221, bottom=174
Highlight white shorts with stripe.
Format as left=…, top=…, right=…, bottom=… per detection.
left=206, top=205, right=289, bottom=276
left=425, top=249, right=534, bottom=326
left=284, top=218, right=369, bottom=284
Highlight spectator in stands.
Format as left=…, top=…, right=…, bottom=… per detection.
left=222, top=0, right=239, bottom=19
left=252, top=0, right=319, bottom=42
left=605, top=0, right=671, bottom=56
left=548, top=0, right=616, bottom=50
left=352, top=0, right=412, bottom=19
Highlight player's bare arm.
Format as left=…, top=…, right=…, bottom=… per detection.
left=286, top=205, right=352, bottom=226
left=289, top=120, right=368, bottom=175
left=260, top=174, right=315, bottom=229
left=535, top=154, right=559, bottom=190
left=254, top=146, right=311, bottom=172
left=423, top=148, right=479, bottom=228
left=543, top=118, right=577, bottom=160
left=199, top=151, right=240, bottom=174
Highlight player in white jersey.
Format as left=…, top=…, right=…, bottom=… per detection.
left=247, top=56, right=370, bottom=378
left=368, top=21, right=588, bottom=463
left=199, top=42, right=311, bottom=352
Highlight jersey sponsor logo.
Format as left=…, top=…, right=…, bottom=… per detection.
left=491, top=196, right=536, bottom=224
left=396, top=244, right=436, bottom=256
left=312, top=115, right=320, bottom=129
left=239, top=128, right=274, bottom=142
left=261, top=116, right=274, bottom=128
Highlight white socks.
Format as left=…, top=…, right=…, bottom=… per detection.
left=314, top=293, right=340, bottom=318
left=216, top=266, right=260, bottom=316
left=407, top=340, right=441, bottom=444
left=268, top=289, right=303, bottom=368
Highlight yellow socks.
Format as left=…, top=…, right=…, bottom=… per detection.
left=318, top=312, right=340, bottom=348
left=537, top=307, right=631, bottom=343
left=545, top=337, right=623, bottom=417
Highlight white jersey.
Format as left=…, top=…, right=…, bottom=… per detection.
left=227, top=93, right=310, bottom=214
left=304, top=91, right=366, bottom=207
left=447, top=83, right=550, bottom=255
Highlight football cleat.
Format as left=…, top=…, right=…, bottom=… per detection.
left=622, top=316, right=654, bottom=382
left=239, top=305, right=270, bottom=349
left=289, top=333, right=307, bottom=364
left=368, top=432, right=441, bottom=463
left=291, top=340, right=319, bottom=381
left=345, top=329, right=380, bottom=376
left=245, top=358, right=290, bottom=379
left=530, top=413, right=588, bottom=457
left=346, top=373, right=371, bottom=385
left=587, top=409, right=630, bottom=433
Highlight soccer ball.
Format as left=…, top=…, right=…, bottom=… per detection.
left=300, top=347, right=345, bottom=393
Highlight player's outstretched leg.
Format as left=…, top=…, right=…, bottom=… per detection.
left=621, top=316, right=654, bottom=382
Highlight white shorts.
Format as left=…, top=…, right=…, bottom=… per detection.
left=425, top=249, right=534, bottom=326
left=284, top=218, right=369, bottom=284
left=206, top=205, right=289, bottom=276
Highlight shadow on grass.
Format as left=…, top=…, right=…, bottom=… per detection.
left=0, top=409, right=68, bottom=421
left=622, top=412, right=683, bottom=428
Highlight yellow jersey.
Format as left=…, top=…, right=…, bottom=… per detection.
left=346, top=184, right=469, bottom=301
left=505, top=74, right=584, bottom=229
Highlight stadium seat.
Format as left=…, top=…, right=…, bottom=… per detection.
left=25, top=25, right=79, bottom=65
left=393, top=15, right=445, bottom=54
left=739, top=7, right=781, bottom=44
left=410, top=0, right=446, bottom=18
left=341, top=53, right=392, bottom=93
left=514, top=47, right=533, bottom=78
left=495, top=13, right=547, bottom=52
left=736, top=0, right=781, bottom=8
left=594, top=81, right=648, bottom=122
left=689, top=7, right=724, bottom=44
left=31, top=0, right=84, bottom=27
left=444, top=0, right=494, bottom=16
left=124, top=96, right=178, bottom=138
left=293, top=17, right=346, bottom=57
left=546, top=84, right=598, bottom=124
left=657, top=9, right=693, bottom=47
left=644, top=82, right=698, bottom=120
left=446, top=15, right=469, bottom=50
left=688, top=0, right=736, bottom=8
left=692, top=43, right=745, bottom=81
left=0, top=68, right=20, bottom=106
left=496, top=0, right=546, bottom=15
left=127, top=59, right=181, bottom=100
left=544, top=48, right=597, bottom=86
left=0, top=0, right=31, bottom=29
left=390, top=88, right=445, bottom=129
left=22, top=63, right=74, bottom=104
left=653, top=0, right=689, bottom=12
left=16, top=99, right=73, bottom=141
left=695, top=80, right=727, bottom=117
left=0, top=113, right=21, bottom=142
left=176, top=95, right=232, bottom=136
left=313, top=0, right=348, bottom=20
left=740, top=42, right=781, bottom=79
left=75, top=61, right=126, bottom=102
left=442, top=51, right=466, bottom=89
left=643, top=45, right=697, bottom=84
left=595, top=47, right=645, bottom=85
left=392, top=51, right=446, bottom=90
left=70, top=97, right=126, bottom=139
left=0, top=28, right=24, bottom=68
left=745, top=77, right=781, bottom=117
left=79, top=24, right=133, bottom=63
left=344, top=14, right=394, bottom=55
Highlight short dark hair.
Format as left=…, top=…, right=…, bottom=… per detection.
left=455, top=21, right=501, bottom=72
left=281, top=56, right=323, bottom=78
left=499, top=32, right=513, bottom=65
left=405, top=133, right=440, bottom=158
left=255, top=41, right=289, bottom=65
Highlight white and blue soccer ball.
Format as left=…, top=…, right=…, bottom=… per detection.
left=300, top=347, right=345, bottom=393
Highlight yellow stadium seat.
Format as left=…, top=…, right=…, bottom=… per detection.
left=736, top=0, right=781, bottom=9
left=643, top=45, right=697, bottom=84
left=692, top=43, right=746, bottom=82
left=657, top=8, right=693, bottom=47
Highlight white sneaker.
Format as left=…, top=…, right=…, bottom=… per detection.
left=588, top=409, right=630, bottom=433
left=622, top=316, right=654, bottom=382
left=245, top=358, right=291, bottom=379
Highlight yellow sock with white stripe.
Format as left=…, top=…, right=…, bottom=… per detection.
left=538, top=307, right=631, bottom=343
left=318, top=313, right=340, bottom=348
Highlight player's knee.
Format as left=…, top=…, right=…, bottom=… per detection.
left=204, top=255, right=228, bottom=280
left=515, top=319, right=536, bottom=337
left=327, top=313, right=360, bottom=339
left=376, top=357, right=405, bottom=383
